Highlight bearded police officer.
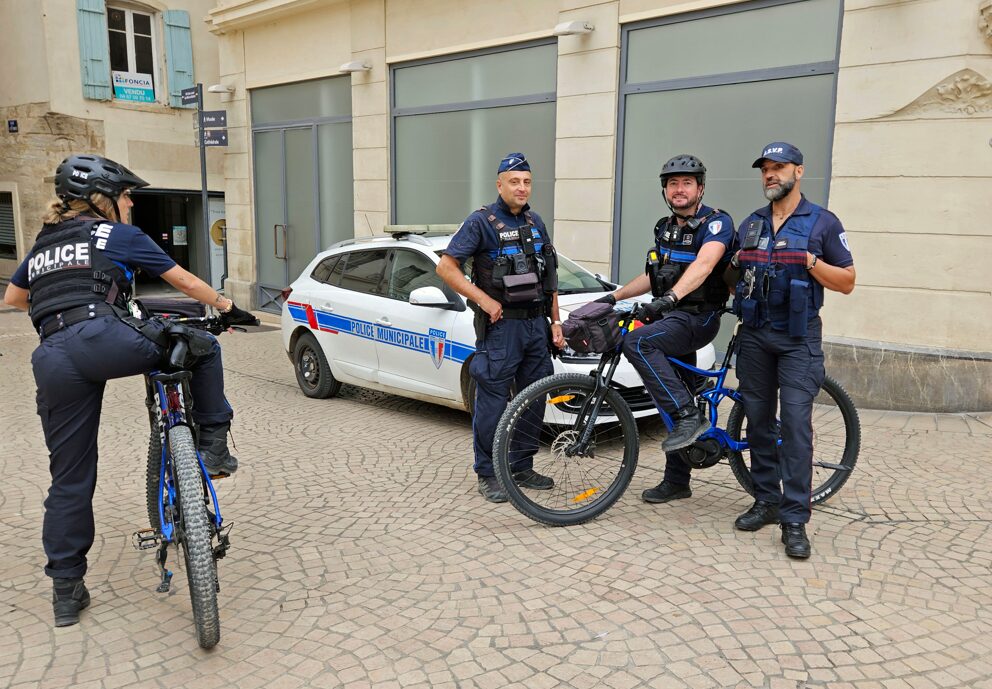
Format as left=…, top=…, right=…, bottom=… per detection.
left=598, top=155, right=734, bottom=503
left=3, top=154, right=254, bottom=626
left=731, top=142, right=855, bottom=559
left=436, top=152, right=566, bottom=503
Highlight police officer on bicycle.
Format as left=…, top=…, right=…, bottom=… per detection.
left=730, top=142, right=855, bottom=559
left=3, top=154, right=254, bottom=626
left=436, top=152, right=566, bottom=503
left=597, top=154, right=734, bottom=504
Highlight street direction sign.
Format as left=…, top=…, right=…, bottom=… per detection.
left=181, top=87, right=199, bottom=105
left=202, top=129, right=229, bottom=147
left=201, top=110, right=227, bottom=127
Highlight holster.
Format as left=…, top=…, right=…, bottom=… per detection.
left=469, top=301, right=488, bottom=342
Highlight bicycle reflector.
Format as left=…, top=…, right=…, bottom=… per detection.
left=572, top=487, right=599, bottom=503
left=548, top=394, right=576, bottom=405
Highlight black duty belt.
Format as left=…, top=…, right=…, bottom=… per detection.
left=502, top=305, right=544, bottom=320
left=38, top=303, right=116, bottom=339
left=677, top=303, right=726, bottom=316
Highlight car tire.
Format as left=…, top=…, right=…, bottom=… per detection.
left=293, top=331, right=342, bottom=399
left=465, top=373, right=516, bottom=417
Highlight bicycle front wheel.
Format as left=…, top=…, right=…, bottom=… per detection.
left=493, top=373, right=639, bottom=526
left=146, top=429, right=163, bottom=531
left=169, top=425, right=220, bottom=649
left=727, top=374, right=860, bottom=506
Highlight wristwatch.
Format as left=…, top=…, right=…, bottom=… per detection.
left=552, top=320, right=562, bottom=326
left=806, top=255, right=818, bottom=271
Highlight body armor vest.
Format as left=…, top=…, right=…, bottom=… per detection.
left=26, top=219, right=132, bottom=327
left=734, top=206, right=823, bottom=338
left=647, top=209, right=729, bottom=311
left=471, top=204, right=557, bottom=307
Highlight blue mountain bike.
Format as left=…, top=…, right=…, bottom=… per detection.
left=493, top=307, right=860, bottom=526
left=131, top=311, right=254, bottom=648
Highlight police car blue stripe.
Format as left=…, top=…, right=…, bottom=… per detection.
left=290, top=306, right=473, bottom=364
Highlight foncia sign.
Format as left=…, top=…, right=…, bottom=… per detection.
left=112, top=71, right=154, bottom=103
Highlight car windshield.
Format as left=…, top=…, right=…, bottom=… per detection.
left=434, top=250, right=610, bottom=294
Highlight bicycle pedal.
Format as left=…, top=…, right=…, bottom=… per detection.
left=131, top=528, right=160, bottom=550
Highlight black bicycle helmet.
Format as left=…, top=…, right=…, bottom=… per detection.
left=54, top=154, right=149, bottom=202
left=659, top=154, right=706, bottom=185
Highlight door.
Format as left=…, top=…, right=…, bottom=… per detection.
left=375, top=249, right=461, bottom=398
left=254, top=126, right=317, bottom=312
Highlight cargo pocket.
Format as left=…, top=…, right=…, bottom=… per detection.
left=788, top=280, right=809, bottom=338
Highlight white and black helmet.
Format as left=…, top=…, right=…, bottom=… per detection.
left=54, top=154, right=149, bottom=202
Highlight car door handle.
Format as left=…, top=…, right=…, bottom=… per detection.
left=320, top=302, right=334, bottom=312
left=377, top=317, right=391, bottom=326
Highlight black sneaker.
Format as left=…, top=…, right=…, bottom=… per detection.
left=734, top=500, right=780, bottom=531
left=641, top=481, right=691, bottom=504
left=662, top=406, right=710, bottom=452
left=781, top=523, right=811, bottom=559
left=52, top=578, right=90, bottom=628
left=512, top=469, right=554, bottom=490
left=478, top=476, right=508, bottom=503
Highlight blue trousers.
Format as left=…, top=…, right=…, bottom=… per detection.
left=469, top=317, right=553, bottom=477
left=622, top=310, right=721, bottom=486
left=32, top=315, right=232, bottom=579
left=736, top=319, right=825, bottom=523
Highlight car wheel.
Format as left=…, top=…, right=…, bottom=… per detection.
left=293, top=331, right=342, bottom=399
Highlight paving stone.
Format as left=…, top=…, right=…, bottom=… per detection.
left=1, top=313, right=990, bottom=688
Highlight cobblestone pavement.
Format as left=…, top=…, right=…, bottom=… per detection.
left=2, top=308, right=991, bottom=689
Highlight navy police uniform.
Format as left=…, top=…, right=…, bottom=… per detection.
left=622, top=204, right=734, bottom=485
left=733, top=196, right=853, bottom=524
left=443, top=197, right=555, bottom=478
left=11, top=217, right=232, bottom=580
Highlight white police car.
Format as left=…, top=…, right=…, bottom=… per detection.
left=280, top=232, right=714, bottom=417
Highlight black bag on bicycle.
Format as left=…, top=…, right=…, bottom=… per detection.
left=135, top=297, right=206, bottom=319
left=561, top=302, right=625, bottom=353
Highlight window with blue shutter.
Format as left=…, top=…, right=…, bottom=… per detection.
left=77, top=0, right=112, bottom=100
left=164, top=10, right=195, bottom=108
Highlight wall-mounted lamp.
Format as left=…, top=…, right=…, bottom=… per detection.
left=207, top=83, right=235, bottom=94
left=339, top=60, right=372, bottom=74
left=553, top=20, right=594, bottom=36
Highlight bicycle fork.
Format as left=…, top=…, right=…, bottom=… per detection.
left=567, top=355, right=623, bottom=456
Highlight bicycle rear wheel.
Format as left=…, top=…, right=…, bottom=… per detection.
left=146, top=429, right=163, bottom=531
left=493, top=373, right=639, bottom=526
left=727, top=374, right=860, bottom=505
left=169, top=425, right=220, bottom=648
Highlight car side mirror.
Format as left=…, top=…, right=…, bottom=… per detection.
left=410, top=286, right=460, bottom=310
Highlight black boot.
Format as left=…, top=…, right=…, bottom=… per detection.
left=641, top=480, right=691, bottom=504
left=781, top=523, right=811, bottom=559
left=198, top=423, right=238, bottom=477
left=478, top=476, right=507, bottom=503
left=662, top=406, right=710, bottom=452
left=52, top=578, right=90, bottom=628
left=734, top=500, right=780, bottom=531
left=512, top=468, right=554, bottom=490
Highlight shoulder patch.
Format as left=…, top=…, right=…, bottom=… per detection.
left=839, top=231, right=850, bottom=251
left=708, top=220, right=723, bottom=235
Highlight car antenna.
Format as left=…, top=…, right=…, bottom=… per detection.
left=362, top=213, right=375, bottom=238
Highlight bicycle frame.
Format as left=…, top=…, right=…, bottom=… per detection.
left=570, top=312, right=749, bottom=456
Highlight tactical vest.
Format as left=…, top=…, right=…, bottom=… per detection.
left=646, top=210, right=729, bottom=311
left=26, top=219, right=132, bottom=327
left=733, top=207, right=823, bottom=337
left=471, top=204, right=557, bottom=307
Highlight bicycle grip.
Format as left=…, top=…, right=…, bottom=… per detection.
left=169, top=338, right=189, bottom=369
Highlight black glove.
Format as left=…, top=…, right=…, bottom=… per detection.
left=594, top=294, right=617, bottom=306
left=221, top=303, right=258, bottom=329
left=640, top=291, right=678, bottom=323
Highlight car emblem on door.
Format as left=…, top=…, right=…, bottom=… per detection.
left=429, top=328, right=447, bottom=369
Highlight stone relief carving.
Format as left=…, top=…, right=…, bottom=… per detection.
left=981, top=0, right=992, bottom=49
left=885, top=69, right=992, bottom=118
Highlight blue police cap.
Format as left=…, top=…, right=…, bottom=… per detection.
left=751, top=141, right=804, bottom=168
left=498, top=152, right=530, bottom=174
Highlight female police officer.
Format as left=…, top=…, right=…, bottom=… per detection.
left=731, top=142, right=855, bottom=559
left=3, top=154, right=253, bottom=626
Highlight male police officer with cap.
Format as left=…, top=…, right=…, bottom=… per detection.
left=731, top=142, right=855, bottom=559
left=597, top=154, right=734, bottom=503
left=437, top=152, right=566, bottom=503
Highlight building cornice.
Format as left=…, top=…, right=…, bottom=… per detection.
left=205, top=0, right=345, bottom=34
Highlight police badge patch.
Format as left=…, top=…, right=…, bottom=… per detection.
left=708, top=220, right=722, bottom=235
left=429, top=328, right=447, bottom=369
left=839, top=231, right=850, bottom=251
